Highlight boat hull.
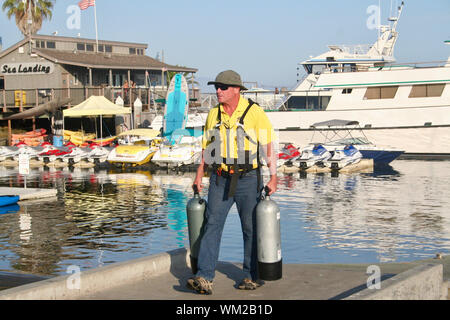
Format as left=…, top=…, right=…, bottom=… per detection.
left=151, top=148, right=201, bottom=168
left=359, top=150, right=404, bottom=165
left=107, top=145, right=156, bottom=166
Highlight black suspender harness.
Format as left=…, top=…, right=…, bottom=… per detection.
left=212, top=99, right=262, bottom=198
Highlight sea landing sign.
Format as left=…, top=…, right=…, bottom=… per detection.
left=1, top=62, right=54, bottom=75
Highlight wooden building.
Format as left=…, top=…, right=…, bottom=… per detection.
left=0, top=34, right=197, bottom=114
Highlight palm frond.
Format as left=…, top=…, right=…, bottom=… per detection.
left=1, top=0, right=55, bottom=35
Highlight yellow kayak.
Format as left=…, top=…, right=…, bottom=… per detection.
left=64, top=130, right=96, bottom=146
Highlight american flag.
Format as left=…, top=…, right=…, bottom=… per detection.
left=78, top=0, right=95, bottom=10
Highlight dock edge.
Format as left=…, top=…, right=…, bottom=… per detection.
left=345, top=263, right=446, bottom=300
left=0, top=248, right=189, bottom=300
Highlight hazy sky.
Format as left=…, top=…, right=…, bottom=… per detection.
left=1, top=0, right=449, bottom=92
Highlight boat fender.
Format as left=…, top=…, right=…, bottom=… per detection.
left=186, top=185, right=207, bottom=274
left=256, top=186, right=282, bottom=281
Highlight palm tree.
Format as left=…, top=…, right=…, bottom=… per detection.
left=2, top=0, right=55, bottom=37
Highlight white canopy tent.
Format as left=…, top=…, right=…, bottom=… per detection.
left=63, top=96, right=131, bottom=139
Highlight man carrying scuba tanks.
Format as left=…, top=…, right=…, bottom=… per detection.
left=187, top=70, right=277, bottom=295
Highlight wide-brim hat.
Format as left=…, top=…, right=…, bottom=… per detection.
left=207, top=70, right=248, bottom=91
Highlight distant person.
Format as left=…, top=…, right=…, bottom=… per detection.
left=123, top=81, right=129, bottom=103
left=187, top=70, right=277, bottom=295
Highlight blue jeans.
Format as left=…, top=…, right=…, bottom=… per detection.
left=196, top=170, right=262, bottom=281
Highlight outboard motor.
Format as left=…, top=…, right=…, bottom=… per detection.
left=256, top=186, right=282, bottom=280
left=186, top=185, right=206, bottom=274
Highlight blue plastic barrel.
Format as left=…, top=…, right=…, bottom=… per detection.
left=53, top=135, right=63, bottom=147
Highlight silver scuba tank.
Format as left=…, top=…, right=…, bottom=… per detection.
left=186, top=185, right=206, bottom=274
left=256, top=186, right=282, bottom=280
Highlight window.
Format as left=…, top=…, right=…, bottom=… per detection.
left=380, top=86, right=398, bottom=99
left=329, top=64, right=339, bottom=73
left=73, top=73, right=79, bottom=85
left=0, top=77, right=4, bottom=90
left=312, top=64, right=326, bottom=75
left=36, top=40, right=45, bottom=48
left=46, top=41, right=56, bottom=49
left=113, top=74, right=125, bottom=87
left=86, top=44, right=94, bottom=52
left=409, top=84, right=445, bottom=98
left=98, top=45, right=104, bottom=52
left=129, top=48, right=136, bottom=55
left=137, top=48, right=144, bottom=55
left=364, top=87, right=379, bottom=99
left=364, top=86, right=398, bottom=99
left=77, top=43, right=85, bottom=51
left=304, top=64, right=312, bottom=74
left=342, top=88, right=353, bottom=94
left=343, top=63, right=356, bottom=72
left=105, top=45, right=112, bottom=53
left=286, top=95, right=331, bottom=110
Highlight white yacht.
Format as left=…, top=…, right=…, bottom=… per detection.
left=265, top=2, right=450, bottom=159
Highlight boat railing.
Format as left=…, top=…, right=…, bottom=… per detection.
left=199, top=93, right=218, bottom=110
left=242, top=89, right=331, bottom=111
left=328, top=44, right=372, bottom=55
left=368, top=60, right=450, bottom=71
left=311, top=58, right=450, bottom=75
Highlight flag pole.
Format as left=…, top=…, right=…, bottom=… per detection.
left=94, top=0, right=99, bottom=52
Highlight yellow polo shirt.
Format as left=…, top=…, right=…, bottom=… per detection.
left=202, top=96, right=274, bottom=170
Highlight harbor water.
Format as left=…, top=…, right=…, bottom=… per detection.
left=0, top=160, right=449, bottom=277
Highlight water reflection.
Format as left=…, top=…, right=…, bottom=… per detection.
left=0, top=204, right=20, bottom=215
left=0, top=167, right=195, bottom=275
left=274, top=161, right=450, bottom=263
left=0, top=161, right=449, bottom=276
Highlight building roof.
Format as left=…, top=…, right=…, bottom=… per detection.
left=0, top=35, right=197, bottom=73
left=32, top=34, right=148, bottom=49
left=35, top=48, right=196, bottom=72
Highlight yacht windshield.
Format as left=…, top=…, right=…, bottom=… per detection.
left=303, top=64, right=327, bottom=75
left=312, top=64, right=326, bottom=75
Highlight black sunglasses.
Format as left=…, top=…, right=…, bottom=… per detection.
left=214, top=84, right=232, bottom=91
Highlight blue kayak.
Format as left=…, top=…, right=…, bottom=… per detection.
left=0, top=195, right=20, bottom=207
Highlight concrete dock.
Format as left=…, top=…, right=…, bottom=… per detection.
left=0, top=248, right=448, bottom=300
left=0, top=187, right=57, bottom=201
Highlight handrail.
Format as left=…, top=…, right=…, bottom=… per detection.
left=0, top=86, right=171, bottom=114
